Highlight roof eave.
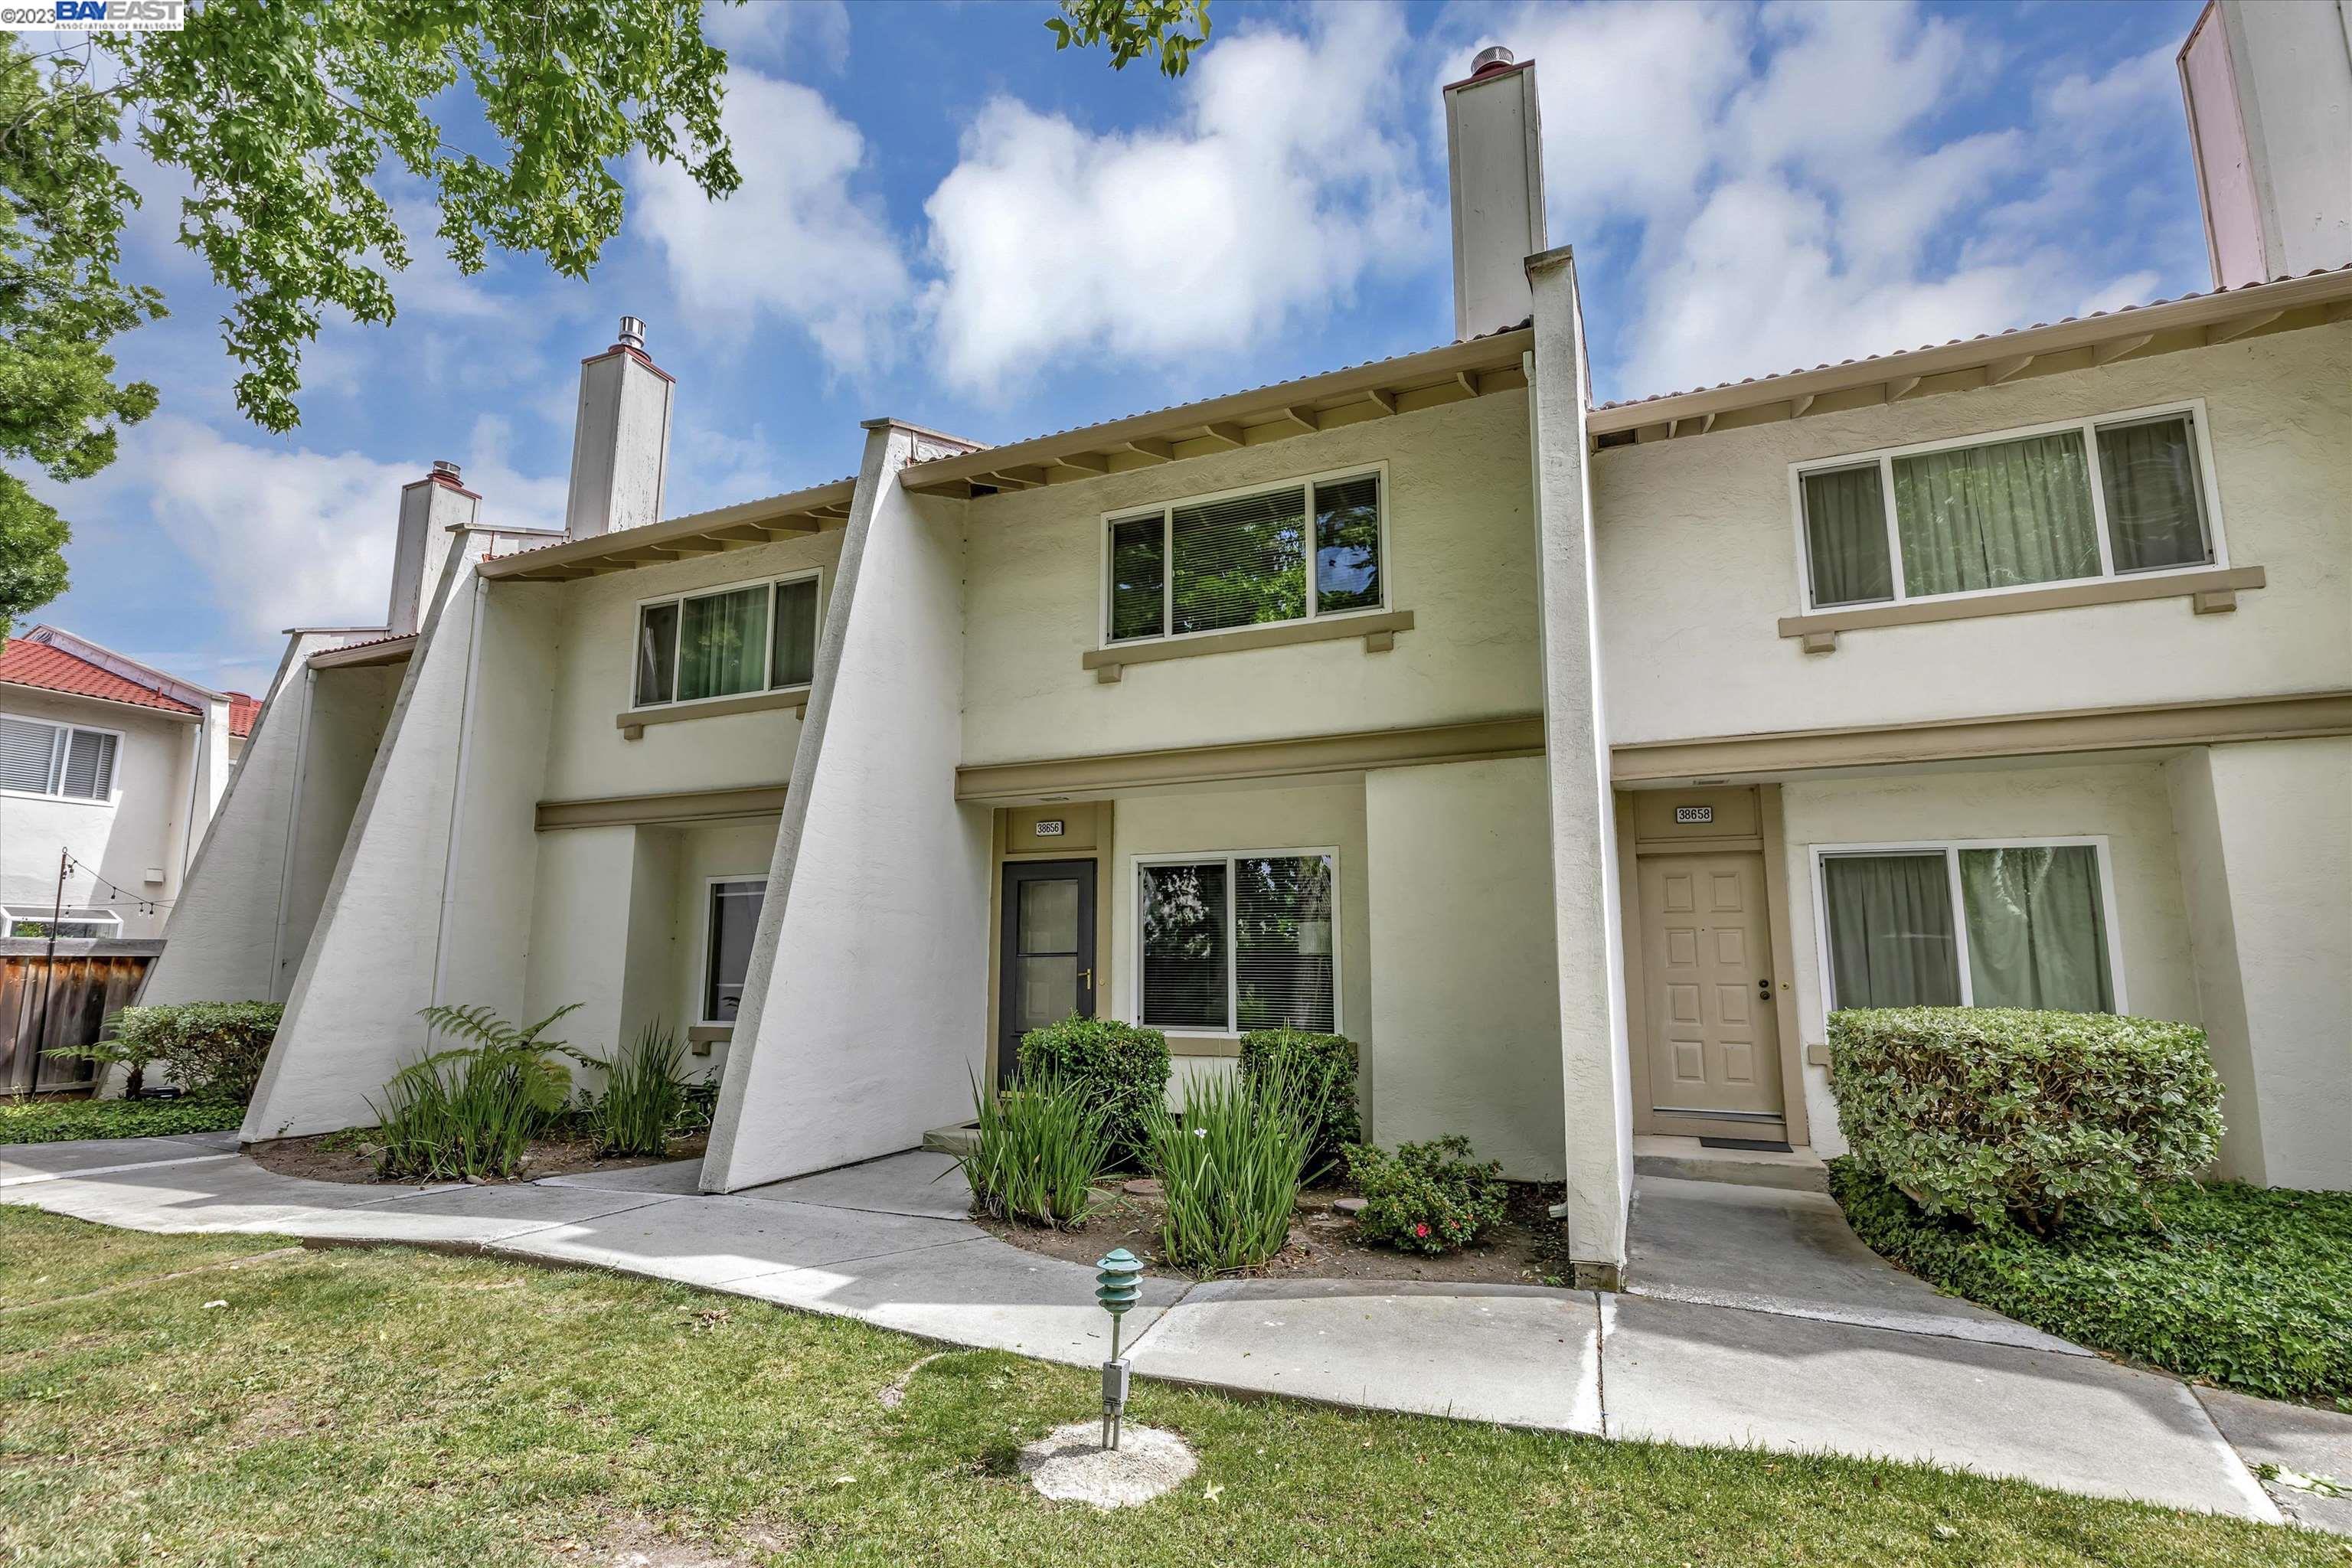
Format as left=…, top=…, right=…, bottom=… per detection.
left=476, top=478, right=859, bottom=583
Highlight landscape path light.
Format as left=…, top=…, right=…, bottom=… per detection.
left=1094, top=1246, right=1144, bottom=1450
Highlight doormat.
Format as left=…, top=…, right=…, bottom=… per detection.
left=1700, top=1137, right=1792, bottom=1153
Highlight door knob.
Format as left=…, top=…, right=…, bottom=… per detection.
left=1757, top=978, right=1772, bottom=999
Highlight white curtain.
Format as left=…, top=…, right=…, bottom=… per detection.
left=1893, top=430, right=2099, bottom=595
left=1960, top=847, right=2114, bottom=1013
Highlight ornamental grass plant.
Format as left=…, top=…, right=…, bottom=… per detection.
left=1145, top=1059, right=1324, bottom=1274
left=959, top=1067, right=1110, bottom=1229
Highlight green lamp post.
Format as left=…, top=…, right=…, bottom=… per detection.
left=1095, top=1247, right=1144, bottom=1450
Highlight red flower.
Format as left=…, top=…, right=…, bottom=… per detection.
left=1414, top=1223, right=1430, bottom=1238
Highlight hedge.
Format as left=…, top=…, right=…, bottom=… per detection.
left=1828, top=1007, right=2221, bottom=1233
left=108, top=1001, right=284, bottom=1105
left=1239, top=1027, right=1358, bottom=1163
left=0, top=1096, right=245, bottom=1145
left=1015, top=1015, right=1169, bottom=1171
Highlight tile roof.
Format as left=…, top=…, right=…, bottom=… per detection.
left=226, top=691, right=260, bottom=738
left=0, top=637, right=203, bottom=717
left=1593, top=266, right=2352, bottom=412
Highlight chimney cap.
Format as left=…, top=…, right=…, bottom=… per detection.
left=430, top=459, right=462, bottom=482
left=616, top=315, right=647, bottom=351
left=1470, top=44, right=1516, bottom=76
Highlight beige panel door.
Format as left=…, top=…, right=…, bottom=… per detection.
left=1638, top=852, right=1785, bottom=1119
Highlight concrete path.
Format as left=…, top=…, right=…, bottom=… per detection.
left=7, top=1138, right=2331, bottom=1529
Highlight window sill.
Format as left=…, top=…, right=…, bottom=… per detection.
left=0, top=788, right=116, bottom=807
left=1778, top=565, right=2262, bottom=652
left=1083, top=609, right=1413, bottom=684
left=618, top=688, right=809, bottom=740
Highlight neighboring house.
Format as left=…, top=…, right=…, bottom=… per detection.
left=146, top=1, right=2350, bottom=1281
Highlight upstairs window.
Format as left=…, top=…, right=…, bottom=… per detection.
left=2, top=907, right=123, bottom=939
left=1795, top=403, right=2221, bottom=611
left=1106, top=468, right=1386, bottom=644
left=0, top=715, right=118, bottom=802
left=635, top=573, right=822, bottom=708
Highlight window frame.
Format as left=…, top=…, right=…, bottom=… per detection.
left=1786, top=400, right=2229, bottom=614
left=1808, top=835, right=2128, bottom=1015
left=629, top=567, right=826, bottom=714
left=0, top=711, right=126, bottom=805
left=1127, top=846, right=1343, bottom=1038
left=1, top=906, right=125, bottom=939
left=698, top=874, right=768, bottom=1027
left=1099, top=461, right=1393, bottom=649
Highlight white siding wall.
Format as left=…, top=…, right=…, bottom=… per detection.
left=0, top=692, right=193, bottom=939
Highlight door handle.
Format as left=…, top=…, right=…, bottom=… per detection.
left=1080, top=969, right=1093, bottom=992
left=1757, top=978, right=1772, bottom=1000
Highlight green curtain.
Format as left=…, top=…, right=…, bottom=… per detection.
left=1893, top=431, right=2099, bottom=596
left=771, top=578, right=819, bottom=688
left=1960, top=846, right=2114, bottom=1012
left=1802, top=466, right=1893, bottom=606
left=1823, top=854, right=1961, bottom=1008
left=2098, top=416, right=2210, bottom=573
left=678, top=586, right=769, bottom=701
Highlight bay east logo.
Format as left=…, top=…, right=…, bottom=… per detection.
left=2, top=0, right=188, bottom=28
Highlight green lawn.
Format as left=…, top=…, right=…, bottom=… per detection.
left=0, top=1095, right=243, bottom=1145
left=0, top=1210, right=2328, bottom=1566
left=1831, top=1160, right=2352, bottom=1408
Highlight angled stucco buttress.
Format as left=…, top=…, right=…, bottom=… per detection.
left=701, top=422, right=991, bottom=1191
left=240, top=533, right=560, bottom=1141
left=2166, top=738, right=2352, bottom=1191
left=1526, top=247, right=1634, bottom=1281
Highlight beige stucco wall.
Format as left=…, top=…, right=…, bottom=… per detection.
left=537, top=532, right=840, bottom=803
left=959, top=390, right=1541, bottom=766
left=1775, top=759, right=2200, bottom=1155
left=1364, top=757, right=1563, bottom=1180
left=0, top=690, right=195, bottom=940
left=663, top=818, right=780, bottom=1037
left=1594, top=322, right=2352, bottom=746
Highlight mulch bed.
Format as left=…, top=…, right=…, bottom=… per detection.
left=981, top=1178, right=1575, bottom=1285
left=247, top=1129, right=707, bottom=1185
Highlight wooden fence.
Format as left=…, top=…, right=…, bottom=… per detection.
left=0, top=940, right=162, bottom=1096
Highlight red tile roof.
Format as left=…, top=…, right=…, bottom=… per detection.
left=0, top=637, right=201, bottom=718
left=226, top=691, right=260, bottom=738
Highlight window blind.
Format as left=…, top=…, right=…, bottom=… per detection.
left=0, top=717, right=56, bottom=794
left=1312, top=474, right=1382, bottom=613
left=1233, top=854, right=1335, bottom=1032
left=1171, top=485, right=1306, bottom=635
left=1140, top=862, right=1229, bottom=1030
left=772, top=578, right=820, bottom=688
left=1108, top=514, right=1166, bottom=642
left=60, top=730, right=115, bottom=799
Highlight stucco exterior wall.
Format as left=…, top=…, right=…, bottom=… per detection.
left=663, top=818, right=781, bottom=1036
left=1593, top=322, right=2352, bottom=745
left=537, top=532, right=840, bottom=804
left=959, top=390, right=1541, bottom=766
left=2167, top=737, right=2350, bottom=1191
left=1364, top=757, right=1563, bottom=1179
left=522, top=825, right=635, bottom=1073
left=1775, top=760, right=2201, bottom=1155
left=0, top=691, right=195, bottom=940
left=274, top=665, right=403, bottom=1001
left=1106, top=779, right=1374, bottom=1112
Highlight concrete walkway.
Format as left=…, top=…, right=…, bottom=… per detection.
left=7, top=1136, right=2335, bottom=1530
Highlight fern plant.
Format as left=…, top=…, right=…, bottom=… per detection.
left=578, top=1021, right=688, bottom=1158
left=371, top=1003, right=584, bottom=1181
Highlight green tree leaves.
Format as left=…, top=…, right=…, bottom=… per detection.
left=1046, top=0, right=1211, bottom=78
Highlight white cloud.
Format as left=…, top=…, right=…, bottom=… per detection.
left=702, top=0, right=851, bottom=74
left=632, top=70, right=910, bottom=374
left=920, top=4, right=1436, bottom=394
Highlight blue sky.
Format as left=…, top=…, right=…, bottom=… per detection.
left=21, top=0, right=2215, bottom=694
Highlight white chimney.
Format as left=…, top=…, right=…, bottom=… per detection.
left=564, top=315, right=675, bottom=538
left=387, top=460, right=479, bottom=635
left=2177, top=0, right=2352, bottom=289
left=1444, top=46, right=1548, bottom=341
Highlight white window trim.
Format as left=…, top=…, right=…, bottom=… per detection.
left=1125, top=846, right=1343, bottom=1039
left=698, top=874, right=767, bottom=1027
left=0, top=710, right=126, bottom=805
left=1787, top=399, right=2229, bottom=614
left=629, top=567, right=826, bottom=714
left=1808, top=835, right=2129, bottom=1015
left=2, top=906, right=125, bottom=939
left=1099, top=461, right=1392, bottom=650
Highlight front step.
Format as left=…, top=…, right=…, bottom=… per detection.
left=1634, top=1134, right=1829, bottom=1194
left=922, top=1120, right=979, bottom=1158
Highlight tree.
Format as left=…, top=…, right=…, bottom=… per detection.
left=1047, top=0, right=1211, bottom=79
left=0, top=2, right=738, bottom=635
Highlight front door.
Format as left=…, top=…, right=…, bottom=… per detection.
left=1638, top=851, right=1785, bottom=1124
left=998, top=859, right=1096, bottom=1083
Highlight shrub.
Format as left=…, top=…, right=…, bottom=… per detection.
left=0, top=1095, right=245, bottom=1145
left=1346, top=1136, right=1508, bottom=1256
left=46, top=1028, right=162, bottom=1100
left=1144, top=1060, right=1323, bottom=1274
left=580, top=1021, right=687, bottom=1158
left=371, top=1003, right=582, bottom=1181
left=1240, top=1027, right=1358, bottom=1166
left=100, top=1001, right=283, bottom=1103
left=1833, top=1160, right=2352, bottom=1406
left=959, top=1068, right=1110, bottom=1229
left=1016, top=1015, right=1169, bottom=1171
left=1828, top=1007, right=2223, bottom=1233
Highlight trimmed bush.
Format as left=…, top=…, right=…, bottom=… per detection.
left=959, top=1069, right=1109, bottom=1230
left=1240, top=1027, right=1358, bottom=1165
left=103, top=1001, right=283, bottom=1104
left=1016, top=1015, right=1169, bottom=1171
left=1145, top=1059, right=1324, bottom=1273
left=1833, top=1160, right=2352, bottom=1406
left=1346, top=1135, right=1508, bottom=1256
left=1828, top=1007, right=2223, bottom=1233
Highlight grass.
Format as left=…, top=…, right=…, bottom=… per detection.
left=0, top=1095, right=243, bottom=1145
left=0, top=1209, right=2329, bottom=1568
left=1831, top=1159, right=2352, bottom=1408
